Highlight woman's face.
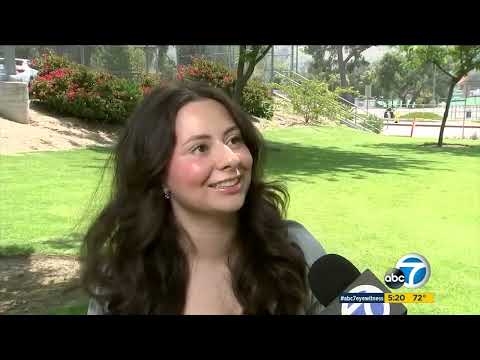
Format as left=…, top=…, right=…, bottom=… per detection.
left=164, top=98, right=253, bottom=216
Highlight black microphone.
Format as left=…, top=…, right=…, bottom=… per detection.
left=308, top=254, right=408, bottom=315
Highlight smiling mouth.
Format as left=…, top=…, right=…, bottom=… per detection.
left=208, top=176, right=241, bottom=189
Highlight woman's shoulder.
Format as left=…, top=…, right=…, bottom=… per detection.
left=284, top=220, right=326, bottom=314
left=284, top=219, right=326, bottom=268
left=87, top=297, right=108, bottom=315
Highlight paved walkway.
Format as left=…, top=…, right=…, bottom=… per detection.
left=382, top=121, right=480, bottom=139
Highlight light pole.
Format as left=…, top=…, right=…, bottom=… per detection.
left=290, top=45, right=294, bottom=76
left=3, top=46, right=16, bottom=80
left=296, top=45, right=299, bottom=73
left=270, top=46, right=274, bottom=81
left=365, top=84, right=371, bottom=114
left=462, top=84, right=468, bottom=139
left=80, top=46, right=85, bottom=65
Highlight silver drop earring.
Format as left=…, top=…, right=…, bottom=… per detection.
left=163, top=189, right=171, bottom=199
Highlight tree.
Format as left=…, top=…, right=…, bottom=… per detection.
left=144, top=46, right=169, bottom=74
left=304, top=46, right=337, bottom=87
left=305, top=45, right=372, bottom=100
left=174, top=45, right=271, bottom=102
left=175, top=45, right=231, bottom=67
left=402, top=46, right=480, bottom=146
left=346, top=56, right=371, bottom=93
left=233, top=45, right=272, bottom=103
left=14, top=46, right=38, bottom=59
left=373, top=50, right=429, bottom=105
left=92, top=46, right=145, bottom=79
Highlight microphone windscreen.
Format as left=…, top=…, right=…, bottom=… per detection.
left=308, top=254, right=361, bottom=306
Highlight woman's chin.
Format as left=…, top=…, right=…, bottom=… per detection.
left=204, top=197, right=246, bottom=214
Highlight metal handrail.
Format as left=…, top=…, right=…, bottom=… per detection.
left=272, top=70, right=385, bottom=133
left=273, top=71, right=302, bottom=86
left=340, top=118, right=373, bottom=132
left=288, top=71, right=309, bottom=82
left=322, top=96, right=379, bottom=133
left=272, top=85, right=379, bottom=133
left=272, top=89, right=291, bottom=102
left=277, top=70, right=380, bottom=121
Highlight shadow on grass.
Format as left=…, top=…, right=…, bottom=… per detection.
left=264, top=140, right=448, bottom=183
left=358, top=142, right=480, bottom=158
left=41, top=232, right=84, bottom=253
left=73, top=141, right=454, bottom=182
left=0, top=245, right=36, bottom=257
left=86, top=145, right=115, bottom=154
left=63, top=145, right=115, bottom=170
left=0, top=239, right=87, bottom=315
left=47, top=302, right=88, bottom=315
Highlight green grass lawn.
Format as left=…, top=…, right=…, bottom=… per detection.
left=0, top=146, right=113, bottom=256
left=399, top=112, right=442, bottom=121
left=47, top=303, right=89, bottom=315
left=1, top=128, right=479, bottom=315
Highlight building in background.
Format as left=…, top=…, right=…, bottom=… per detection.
left=457, top=71, right=480, bottom=97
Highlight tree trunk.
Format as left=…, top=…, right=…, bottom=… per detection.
left=336, top=46, right=347, bottom=88
left=336, top=45, right=353, bottom=103
left=233, top=46, right=272, bottom=104
left=84, top=46, right=94, bottom=67
left=157, top=46, right=168, bottom=72
left=438, top=79, right=457, bottom=147
left=145, top=46, right=158, bottom=74
left=234, top=77, right=248, bottom=103
left=233, top=46, right=247, bottom=103
left=410, top=93, right=418, bottom=106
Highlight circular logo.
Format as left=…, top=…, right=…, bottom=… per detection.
left=384, top=268, right=405, bottom=289
left=341, top=284, right=390, bottom=315
left=395, top=253, right=431, bottom=289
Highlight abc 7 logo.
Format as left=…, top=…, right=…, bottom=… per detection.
left=384, top=253, right=431, bottom=289
left=341, top=285, right=391, bottom=315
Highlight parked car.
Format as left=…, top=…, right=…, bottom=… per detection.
left=0, top=58, right=38, bottom=84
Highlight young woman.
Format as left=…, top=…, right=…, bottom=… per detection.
left=81, top=81, right=326, bottom=315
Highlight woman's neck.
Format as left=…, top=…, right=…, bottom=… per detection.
left=173, top=209, right=238, bottom=263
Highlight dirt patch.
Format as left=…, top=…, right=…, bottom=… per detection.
left=0, top=255, right=86, bottom=315
left=252, top=112, right=322, bottom=132
left=0, top=103, right=121, bottom=155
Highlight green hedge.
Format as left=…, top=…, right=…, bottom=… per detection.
left=177, top=57, right=274, bottom=119
left=240, top=79, right=274, bottom=120
left=30, top=51, right=156, bottom=124
left=30, top=52, right=275, bottom=124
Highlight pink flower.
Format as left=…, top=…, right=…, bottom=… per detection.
left=142, top=86, right=152, bottom=95
left=67, top=89, right=77, bottom=101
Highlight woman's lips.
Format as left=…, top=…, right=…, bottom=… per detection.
left=208, top=176, right=242, bottom=194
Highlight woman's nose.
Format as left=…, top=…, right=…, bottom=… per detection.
left=217, top=143, right=241, bottom=170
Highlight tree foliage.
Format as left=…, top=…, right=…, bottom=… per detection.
left=233, top=45, right=272, bottom=102
left=401, top=45, right=480, bottom=146
left=371, top=49, right=450, bottom=105
left=278, top=78, right=358, bottom=124
left=304, top=45, right=372, bottom=93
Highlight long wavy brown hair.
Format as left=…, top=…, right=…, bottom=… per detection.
left=80, top=81, right=309, bottom=314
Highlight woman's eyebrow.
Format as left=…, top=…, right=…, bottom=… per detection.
left=182, top=126, right=240, bottom=146
left=224, top=125, right=240, bottom=136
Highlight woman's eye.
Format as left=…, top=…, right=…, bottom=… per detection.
left=229, top=135, right=243, bottom=145
left=192, top=144, right=208, bottom=154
